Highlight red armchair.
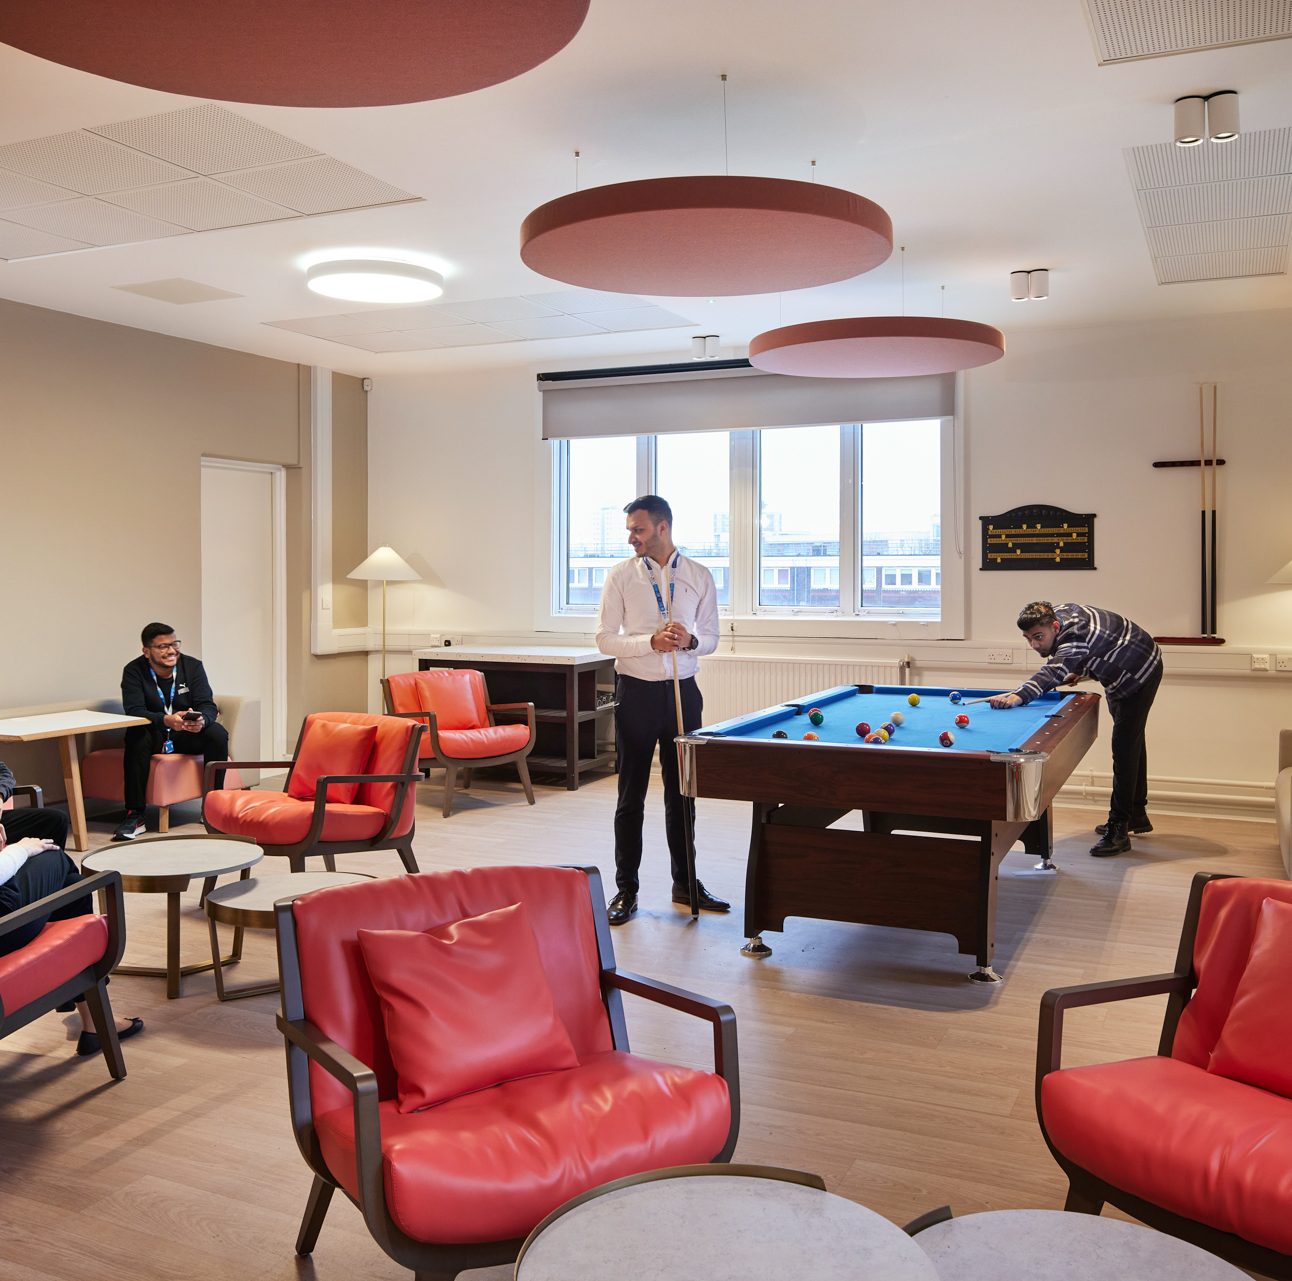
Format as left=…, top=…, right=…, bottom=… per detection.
left=203, top=712, right=424, bottom=873
left=274, top=864, right=738, bottom=1280
left=1037, top=871, right=1292, bottom=1278
left=383, top=670, right=536, bottom=818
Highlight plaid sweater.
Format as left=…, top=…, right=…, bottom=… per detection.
left=1015, top=604, right=1161, bottom=704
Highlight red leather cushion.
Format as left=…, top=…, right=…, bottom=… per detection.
left=1208, top=897, right=1292, bottom=1096
left=1041, top=1054, right=1292, bottom=1255
left=203, top=790, right=385, bottom=844
left=0, top=915, right=109, bottom=1015
left=436, top=725, right=531, bottom=760
left=314, top=1049, right=732, bottom=1244
left=290, top=867, right=613, bottom=1118
left=358, top=902, right=579, bottom=1113
left=416, top=670, right=487, bottom=731
left=288, top=718, right=378, bottom=804
left=1173, top=877, right=1292, bottom=1067
left=385, top=673, right=423, bottom=714
left=353, top=714, right=419, bottom=827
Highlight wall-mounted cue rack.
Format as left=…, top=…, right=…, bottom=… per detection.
left=980, top=504, right=1096, bottom=571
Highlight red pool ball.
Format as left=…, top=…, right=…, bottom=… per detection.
left=855, top=721, right=871, bottom=737
left=939, top=730, right=956, bottom=747
left=954, top=713, right=970, bottom=728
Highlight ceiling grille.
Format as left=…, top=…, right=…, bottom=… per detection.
left=1084, top=0, right=1292, bottom=63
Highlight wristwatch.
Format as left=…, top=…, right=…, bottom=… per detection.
left=687, top=634, right=699, bottom=651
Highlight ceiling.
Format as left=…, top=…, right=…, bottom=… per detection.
left=1, top=0, right=1291, bottom=378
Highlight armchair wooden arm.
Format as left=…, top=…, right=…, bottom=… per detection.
left=487, top=702, right=537, bottom=734
left=205, top=758, right=292, bottom=792
left=7, top=783, right=44, bottom=808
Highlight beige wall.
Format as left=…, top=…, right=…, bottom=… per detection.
left=1, top=299, right=367, bottom=791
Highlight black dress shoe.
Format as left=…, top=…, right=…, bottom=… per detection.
left=1096, top=816, right=1153, bottom=835
left=606, top=892, right=637, bottom=926
left=671, top=881, right=731, bottom=913
left=76, top=1016, right=144, bottom=1057
left=1089, top=822, right=1131, bottom=857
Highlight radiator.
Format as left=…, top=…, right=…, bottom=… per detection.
left=699, top=655, right=908, bottom=726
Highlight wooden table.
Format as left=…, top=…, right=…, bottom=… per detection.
left=413, top=646, right=616, bottom=790
left=83, top=835, right=263, bottom=998
left=0, top=709, right=148, bottom=851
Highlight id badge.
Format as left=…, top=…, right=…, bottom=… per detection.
left=162, top=738, right=175, bottom=754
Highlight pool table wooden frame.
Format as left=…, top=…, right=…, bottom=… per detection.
left=678, top=687, right=1100, bottom=981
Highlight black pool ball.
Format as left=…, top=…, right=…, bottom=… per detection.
left=772, top=729, right=789, bottom=739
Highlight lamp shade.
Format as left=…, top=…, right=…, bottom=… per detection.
left=1174, top=96, right=1205, bottom=146
left=348, top=546, right=420, bottom=582
left=1207, top=90, right=1239, bottom=142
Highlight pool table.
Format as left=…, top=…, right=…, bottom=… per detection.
left=678, top=683, right=1100, bottom=980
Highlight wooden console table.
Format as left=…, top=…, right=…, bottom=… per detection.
left=413, top=646, right=615, bottom=790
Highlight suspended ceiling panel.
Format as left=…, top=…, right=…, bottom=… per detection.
left=1126, top=128, right=1292, bottom=283
left=1084, top=0, right=1292, bottom=62
left=0, top=103, right=420, bottom=261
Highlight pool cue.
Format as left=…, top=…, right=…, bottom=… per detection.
left=1210, top=383, right=1219, bottom=637
left=664, top=561, right=700, bottom=918
left=1199, top=385, right=1208, bottom=635
left=959, top=695, right=1007, bottom=706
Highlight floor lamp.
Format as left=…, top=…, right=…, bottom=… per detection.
left=347, top=546, right=421, bottom=679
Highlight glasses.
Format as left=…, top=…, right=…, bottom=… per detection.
left=149, top=640, right=182, bottom=651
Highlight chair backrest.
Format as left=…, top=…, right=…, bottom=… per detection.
left=411, top=670, right=489, bottom=730
left=383, top=672, right=423, bottom=716
left=286, top=866, right=614, bottom=1116
left=1172, top=876, right=1292, bottom=1066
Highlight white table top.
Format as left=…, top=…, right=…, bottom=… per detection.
left=0, top=709, right=148, bottom=741
left=915, top=1210, right=1248, bottom=1281
left=516, top=1173, right=938, bottom=1281
left=204, top=871, right=371, bottom=912
left=83, top=837, right=263, bottom=880
left=412, top=645, right=607, bottom=665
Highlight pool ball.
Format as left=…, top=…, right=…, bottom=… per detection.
left=949, top=691, right=962, bottom=704
left=955, top=713, right=970, bottom=728
left=808, top=709, right=824, bottom=726
left=939, top=730, right=955, bottom=747
left=803, top=731, right=820, bottom=741
left=855, top=721, right=871, bottom=738
left=772, top=729, right=789, bottom=739
left=881, top=722, right=897, bottom=737
left=875, top=727, right=890, bottom=742
left=907, top=693, right=920, bottom=707
left=864, top=732, right=882, bottom=743
left=890, top=711, right=905, bottom=726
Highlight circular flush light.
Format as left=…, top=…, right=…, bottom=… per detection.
left=305, top=260, right=444, bottom=304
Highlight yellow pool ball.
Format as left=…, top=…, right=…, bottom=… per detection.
left=907, top=693, right=920, bottom=707
left=876, top=727, right=890, bottom=741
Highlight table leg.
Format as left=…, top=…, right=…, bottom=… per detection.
left=206, top=914, right=276, bottom=1002
left=58, top=734, right=90, bottom=853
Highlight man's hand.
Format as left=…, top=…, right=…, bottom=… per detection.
left=989, top=692, right=1023, bottom=709
left=163, top=712, right=193, bottom=732
left=651, top=623, right=692, bottom=652
left=7, top=836, right=58, bottom=862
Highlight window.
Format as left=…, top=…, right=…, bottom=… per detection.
left=759, top=424, right=840, bottom=609
left=562, top=436, right=636, bottom=608
left=657, top=432, right=730, bottom=607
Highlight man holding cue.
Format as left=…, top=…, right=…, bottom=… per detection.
left=595, top=495, right=728, bottom=924
left=988, top=601, right=1163, bottom=857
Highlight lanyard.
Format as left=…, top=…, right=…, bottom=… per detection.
left=643, top=551, right=680, bottom=621
left=149, top=665, right=177, bottom=745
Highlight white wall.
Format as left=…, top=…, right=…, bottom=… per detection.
left=367, top=309, right=1292, bottom=820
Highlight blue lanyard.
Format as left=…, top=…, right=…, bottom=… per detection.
left=643, top=552, right=680, bottom=620
left=149, top=666, right=177, bottom=741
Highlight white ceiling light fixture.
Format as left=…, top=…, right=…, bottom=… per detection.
left=691, top=334, right=721, bottom=359
left=1206, top=90, right=1239, bottom=142
left=1009, top=271, right=1030, bottom=302
left=1009, top=269, right=1049, bottom=301
left=1174, top=95, right=1205, bottom=146
left=305, top=258, right=444, bottom=304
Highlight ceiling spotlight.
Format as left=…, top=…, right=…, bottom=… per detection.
left=1174, top=95, right=1205, bottom=147
left=1028, top=268, right=1049, bottom=300
left=1207, top=90, right=1239, bottom=142
left=305, top=259, right=444, bottom=304
left=1009, top=271, right=1030, bottom=302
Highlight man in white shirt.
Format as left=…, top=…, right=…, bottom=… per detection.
left=595, top=495, right=729, bottom=925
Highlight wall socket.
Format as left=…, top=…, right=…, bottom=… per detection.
left=986, top=649, right=1015, bottom=665
left=1252, top=653, right=1271, bottom=671
left=1277, top=654, right=1292, bottom=672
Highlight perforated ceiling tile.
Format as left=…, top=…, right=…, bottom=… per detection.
left=217, top=155, right=416, bottom=214
left=4, top=196, right=185, bottom=246
left=445, top=296, right=562, bottom=323
left=369, top=303, right=471, bottom=330
left=1137, top=175, right=1292, bottom=225
left=490, top=314, right=607, bottom=340
left=105, top=178, right=296, bottom=231
left=422, top=326, right=514, bottom=347
left=111, top=278, right=244, bottom=303
left=266, top=310, right=438, bottom=338
left=0, top=168, right=77, bottom=210
left=1146, top=214, right=1292, bottom=255
left=0, top=217, right=90, bottom=259
left=1126, top=130, right=1292, bottom=190
left=523, top=287, right=645, bottom=313
left=1084, top=0, right=1292, bottom=62
left=0, top=130, right=189, bottom=195
left=1155, top=246, right=1288, bottom=282
left=336, top=329, right=477, bottom=352
left=580, top=305, right=694, bottom=331
left=90, top=103, right=318, bottom=175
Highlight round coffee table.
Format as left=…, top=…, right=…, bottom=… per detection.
left=913, top=1210, right=1249, bottom=1280
left=82, top=835, right=262, bottom=998
left=515, top=1165, right=938, bottom=1281
left=204, top=871, right=373, bottom=1001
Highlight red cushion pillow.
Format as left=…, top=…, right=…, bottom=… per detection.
left=358, top=902, right=580, bottom=1113
left=287, top=719, right=378, bottom=805
left=1207, top=897, right=1292, bottom=1096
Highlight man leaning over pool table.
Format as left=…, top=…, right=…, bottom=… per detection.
left=988, top=601, right=1162, bottom=858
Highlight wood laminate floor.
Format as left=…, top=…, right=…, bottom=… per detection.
left=1, top=771, right=1281, bottom=1281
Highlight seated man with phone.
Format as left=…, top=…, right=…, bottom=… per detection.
left=114, top=621, right=229, bottom=841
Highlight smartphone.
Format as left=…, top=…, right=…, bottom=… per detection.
left=181, top=710, right=203, bottom=724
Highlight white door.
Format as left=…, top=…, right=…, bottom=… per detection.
left=200, top=459, right=286, bottom=759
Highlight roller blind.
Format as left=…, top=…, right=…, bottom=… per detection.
left=539, top=362, right=954, bottom=439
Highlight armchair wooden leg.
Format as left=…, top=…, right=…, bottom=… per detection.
left=1064, top=1183, right=1105, bottom=1216
left=82, top=980, right=127, bottom=1081
left=461, top=769, right=472, bottom=791
left=442, top=765, right=458, bottom=818
left=322, top=853, right=337, bottom=872
left=517, top=758, right=535, bottom=806
left=158, top=804, right=170, bottom=834
left=295, top=1174, right=335, bottom=1255
left=397, top=842, right=419, bottom=873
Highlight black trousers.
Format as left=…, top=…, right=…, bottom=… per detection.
left=1106, top=662, right=1163, bottom=824
left=123, top=721, right=229, bottom=811
left=0, top=807, right=88, bottom=955
left=612, top=674, right=703, bottom=896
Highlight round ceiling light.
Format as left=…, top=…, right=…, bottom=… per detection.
left=520, top=176, right=893, bottom=297
left=748, top=317, right=1006, bottom=378
left=0, top=0, right=590, bottom=107
left=305, top=260, right=444, bottom=304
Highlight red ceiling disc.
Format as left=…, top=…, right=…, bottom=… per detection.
left=749, top=316, right=1005, bottom=378
left=0, top=1, right=590, bottom=107
left=520, top=176, right=893, bottom=297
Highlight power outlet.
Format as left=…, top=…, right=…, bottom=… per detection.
left=987, top=649, right=1015, bottom=665
left=1252, top=653, right=1271, bottom=671
left=1276, top=654, right=1292, bottom=672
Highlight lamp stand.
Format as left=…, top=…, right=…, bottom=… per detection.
left=380, top=578, right=388, bottom=679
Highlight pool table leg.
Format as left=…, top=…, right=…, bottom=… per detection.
left=1022, top=808, right=1057, bottom=872
left=741, top=934, right=772, bottom=958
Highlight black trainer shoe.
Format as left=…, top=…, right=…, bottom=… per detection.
left=112, top=811, right=146, bottom=841
left=671, top=881, right=731, bottom=912
left=606, top=891, right=637, bottom=925
left=1090, top=821, right=1131, bottom=857
left=1097, top=816, right=1153, bottom=836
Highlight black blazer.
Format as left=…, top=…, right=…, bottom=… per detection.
left=120, top=655, right=219, bottom=728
